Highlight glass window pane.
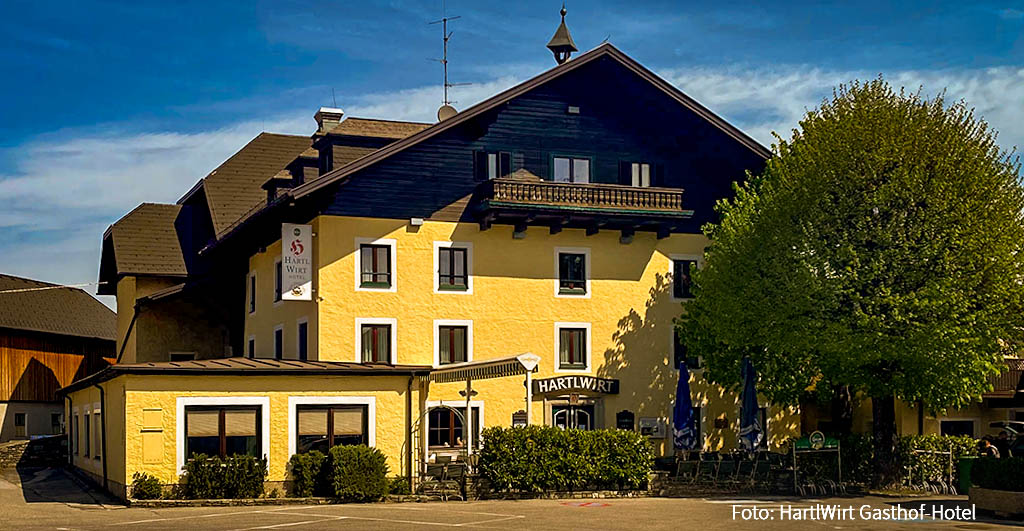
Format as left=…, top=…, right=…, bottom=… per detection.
left=298, top=409, right=327, bottom=436
left=224, top=409, right=257, bottom=437
left=488, top=153, right=498, bottom=179
left=378, top=326, right=390, bottom=361
left=631, top=163, right=640, bottom=187
left=573, top=159, right=590, bottom=183
left=452, top=249, right=464, bottom=276
left=375, top=247, right=389, bottom=274
left=361, top=326, right=374, bottom=362
left=187, top=410, right=219, bottom=437
left=553, top=157, right=570, bottom=182
left=439, top=248, right=451, bottom=277
left=440, top=327, right=451, bottom=364
left=360, top=246, right=373, bottom=274
left=334, top=408, right=363, bottom=436
left=641, top=163, right=650, bottom=187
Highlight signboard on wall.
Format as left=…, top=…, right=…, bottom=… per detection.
left=532, top=376, right=619, bottom=395
left=281, top=224, right=312, bottom=300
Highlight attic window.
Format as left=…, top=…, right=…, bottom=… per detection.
left=475, top=151, right=511, bottom=180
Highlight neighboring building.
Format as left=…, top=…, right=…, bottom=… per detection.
left=0, top=274, right=114, bottom=442
left=61, top=18, right=801, bottom=499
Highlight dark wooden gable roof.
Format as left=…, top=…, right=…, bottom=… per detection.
left=289, top=43, right=769, bottom=201
left=0, top=274, right=116, bottom=341
left=325, top=117, right=432, bottom=139
left=201, top=132, right=313, bottom=238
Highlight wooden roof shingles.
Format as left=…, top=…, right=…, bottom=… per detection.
left=0, top=274, right=116, bottom=341
left=325, top=118, right=432, bottom=140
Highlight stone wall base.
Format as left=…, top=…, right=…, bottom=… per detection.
left=969, top=487, right=1024, bottom=519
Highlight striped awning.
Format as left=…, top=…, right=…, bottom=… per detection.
left=429, top=353, right=541, bottom=384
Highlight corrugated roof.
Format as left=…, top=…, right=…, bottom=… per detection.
left=326, top=118, right=432, bottom=139
left=0, top=274, right=116, bottom=341
left=202, top=133, right=313, bottom=237
left=107, top=203, right=187, bottom=277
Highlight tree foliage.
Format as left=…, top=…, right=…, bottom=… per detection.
left=679, top=77, right=1024, bottom=414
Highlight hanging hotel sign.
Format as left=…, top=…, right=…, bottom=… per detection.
left=281, top=223, right=312, bottom=300
left=532, top=376, right=619, bottom=395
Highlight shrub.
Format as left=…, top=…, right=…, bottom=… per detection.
left=388, top=476, right=412, bottom=495
left=479, top=426, right=653, bottom=493
left=972, top=456, right=1024, bottom=491
left=130, top=472, right=163, bottom=500
left=328, top=445, right=389, bottom=502
left=180, top=454, right=268, bottom=499
left=898, top=434, right=976, bottom=487
left=288, top=451, right=328, bottom=497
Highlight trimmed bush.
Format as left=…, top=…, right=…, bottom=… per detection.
left=288, top=451, right=328, bottom=497
left=479, top=426, right=653, bottom=493
left=180, top=454, right=268, bottom=499
left=328, top=445, right=390, bottom=502
left=130, top=472, right=163, bottom=500
left=388, top=476, right=412, bottom=495
left=973, top=456, right=1024, bottom=491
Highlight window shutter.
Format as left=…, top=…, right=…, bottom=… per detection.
left=618, top=161, right=632, bottom=185
left=474, top=151, right=488, bottom=181
left=499, top=152, right=511, bottom=178
left=655, top=163, right=666, bottom=187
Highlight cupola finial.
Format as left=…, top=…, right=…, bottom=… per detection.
left=546, top=3, right=578, bottom=65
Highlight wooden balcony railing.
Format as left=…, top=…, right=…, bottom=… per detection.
left=482, top=178, right=689, bottom=214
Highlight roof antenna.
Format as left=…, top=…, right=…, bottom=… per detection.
left=332, top=88, right=337, bottom=108
left=429, top=2, right=470, bottom=121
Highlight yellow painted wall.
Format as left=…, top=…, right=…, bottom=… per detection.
left=66, top=381, right=127, bottom=499
left=244, top=215, right=800, bottom=456
left=114, top=374, right=415, bottom=485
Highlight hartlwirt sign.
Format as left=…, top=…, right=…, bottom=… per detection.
left=532, top=376, right=619, bottom=395
left=281, top=223, right=312, bottom=300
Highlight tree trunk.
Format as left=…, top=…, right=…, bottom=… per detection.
left=831, top=385, right=853, bottom=435
left=871, top=394, right=899, bottom=487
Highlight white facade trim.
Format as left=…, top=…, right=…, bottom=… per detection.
left=432, top=241, right=474, bottom=294
left=175, top=396, right=271, bottom=473
left=354, top=237, right=397, bottom=292
left=553, top=321, right=592, bottom=373
left=432, top=319, right=474, bottom=368
left=354, top=317, right=398, bottom=363
left=286, top=396, right=377, bottom=458
left=553, top=247, right=591, bottom=298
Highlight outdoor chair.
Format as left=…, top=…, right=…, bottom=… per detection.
left=696, top=454, right=719, bottom=486
left=675, top=459, right=699, bottom=483
left=752, top=458, right=772, bottom=491
left=735, top=457, right=755, bottom=491
left=715, top=457, right=738, bottom=488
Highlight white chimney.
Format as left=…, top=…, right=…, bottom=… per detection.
left=314, top=107, right=344, bottom=133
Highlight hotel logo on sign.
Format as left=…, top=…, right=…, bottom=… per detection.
left=281, top=223, right=312, bottom=300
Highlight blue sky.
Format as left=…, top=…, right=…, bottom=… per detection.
left=1, top=1, right=1023, bottom=306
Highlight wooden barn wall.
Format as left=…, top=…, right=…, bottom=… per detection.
left=0, top=328, right=114, bottom=402
left=323, top=56, right=767, bottom=231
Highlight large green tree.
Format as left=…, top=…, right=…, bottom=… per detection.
left=679, top=78, right=1024, bottom=485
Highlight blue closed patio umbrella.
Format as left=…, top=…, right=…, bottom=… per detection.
left=738, top=356, right=763, bottom=452
left=673, top=360, right=697, bottom=451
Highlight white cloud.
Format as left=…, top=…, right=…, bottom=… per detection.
left=4, top=62, right=1024, bottom=309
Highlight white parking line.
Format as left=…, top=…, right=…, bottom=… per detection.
left=455, top=515, right=526, bottom=527
left=229, top=516, right=348, bottom=530
left=266, top=510, right=515, bottom=528
left=110, top=506, right=317, bottom=526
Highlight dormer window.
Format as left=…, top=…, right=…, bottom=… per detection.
left=475, top=151, right=511, bottom=180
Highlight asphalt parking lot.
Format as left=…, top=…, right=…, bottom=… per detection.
left=2, top=467, right=1020, bottom=530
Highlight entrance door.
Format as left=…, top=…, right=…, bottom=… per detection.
left=552, top=405, right=595, bottom=430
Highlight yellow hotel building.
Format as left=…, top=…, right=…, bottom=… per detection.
left=61, top=40, right=802, bottom=499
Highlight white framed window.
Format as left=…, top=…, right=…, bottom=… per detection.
left=296, top=317, right=309, bottom=361
left=273, top=258, right=283, bottom=304
left=354, top=317, right=397, bottom=363
left=554, top=322, right=592, bottom=373
left=554, top=247, right=591, bottom=298
left=92, top=403, right=102, bottom=460
left=175, top=396, right=270, bottom=473
left=248, top=272, right=257, bottom=313
left=669, top=253, right=703, bottom=302
left=423, top=400, right=485, bottom=458
left=273, top=324, right=284, bottom=360
left=354, top=237, right=397, bottom=292
left=552, top=156, right=590, bottom=183
left=433, top=241, right=474, bottom=294
left=287, top=396, right=376, bottom=457
left=631, top=162, right=651, bottom=187
left=433, top=319, right=473, bottom=367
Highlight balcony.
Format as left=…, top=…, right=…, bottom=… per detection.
left=475, top=177, right=694, bottom=238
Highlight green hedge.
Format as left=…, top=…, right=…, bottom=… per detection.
left=130, top=472, right=163, bottom=500
left=479, top=426, right=653, bottom=493
left=973, top=457, right=1024, bottom=491
left=287, top=450, right=329, bottom=497
left=180, top=454, right=268, bottom=499
left=328, top=445, right=390, bottom=501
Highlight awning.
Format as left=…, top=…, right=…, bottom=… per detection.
left=428, top=353, right=540, bottom=383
